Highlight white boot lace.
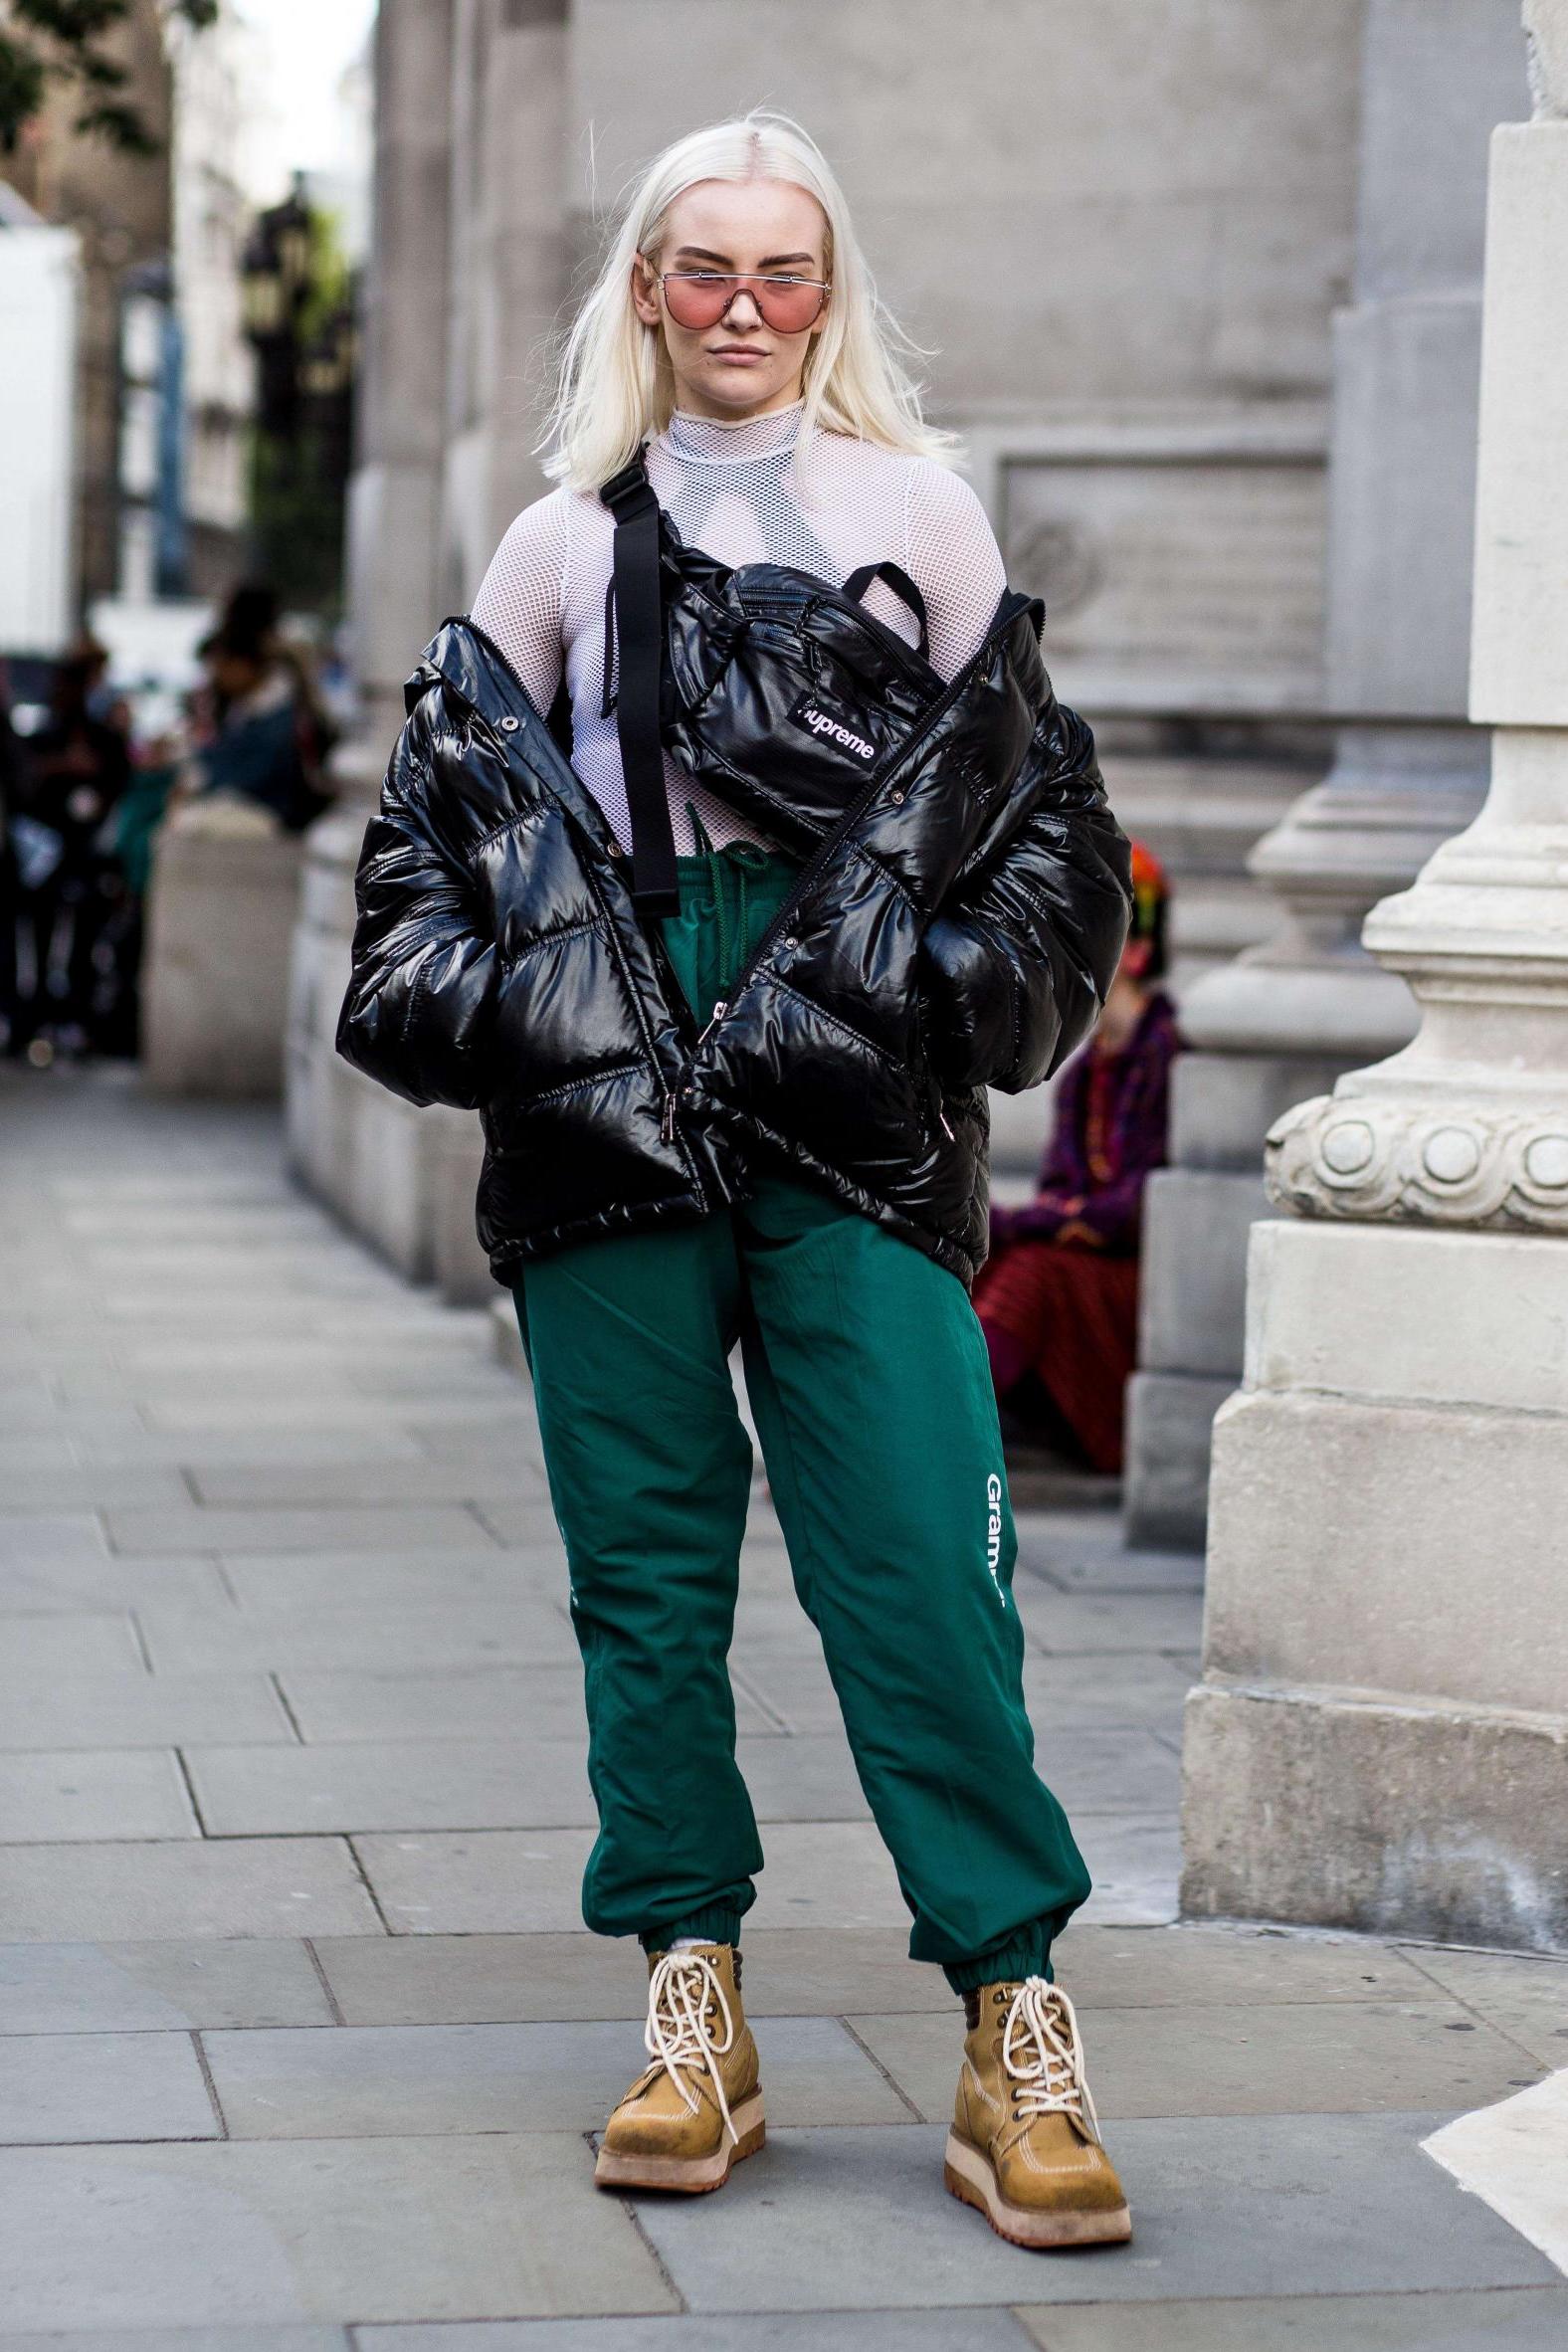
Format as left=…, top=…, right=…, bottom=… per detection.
left=644, top=1950, right=739, bottom=2144
left=1001, top=1977, right=1102, bottom=2145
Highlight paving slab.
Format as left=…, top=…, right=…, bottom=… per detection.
left=189, top=1462, right=551, bottom=1506
left=106, top=1431, right=426, bottom=1467
left=0, top=2030, right=218, bottom=2143
left=279, top=1666, right=787, bottom=1747
left=730, top=1588, right=844, bottom=1654
left=1397, top=1946, right=1568, bottom=2068
left=1015, top=1514, right=1206, bottom=1595
left=141, top=1397, right=498, bottom=1436
left=1069, top=1817, right=1182, bottom=1927
left=848, top=1999, right=1544, bottom=2122
left=1022, top=1653, right=1193, bottom=1734
left=102, top=1506, right=493, bottom=1558
left=0, top=1671, right=294, bottom=1751
left=360, top=2314, right=1037, bottom=2349
left=187, top=1732, right=873, bottom=1836
left=728, top=1651, right=846, bottom=1732
left=0, top=1552, right=228, bottom=1614
left=0, top=1749, right=197, bottom=1841
left=0, top=1433, right=77, bottom=1468
left=1014, top=1589, right=1205, bottom=1656
left=0, top=1614, right=147, bottom=1675
left=0, top=1939, right=333, bottom=2032
left=137, top=1602, right=582, bottom=1675
left=409, top=1420, right=552, bottom=1467
left=1030, top=1731, right=1181, bottom=1816
left=0, top=2135, right=676, bottom=2327
left=0, top=1464, right=192, bottom=1509
left=312, top=1926, right=956, bottom=2026
left=0, top=1514, right=110, bottom=1566
left=1050, top=1923, right=1435, bottom=2008
left=0, top=2323, right=352, bottom=2342
left=220, top=1551, right=551, bottom=1615
left=0, top=2330, right=347, bottom=2350
left=1013, top=2287, right=1568, bottom=2351
left=0, top=1839, right=380, bottom=1940
left=203, top=2014, right=909, bottom=2137
left=628, top=2116, right=1559, bottom=2310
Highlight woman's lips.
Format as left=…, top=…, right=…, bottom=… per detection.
left=709, top=347, right=768, bottom=363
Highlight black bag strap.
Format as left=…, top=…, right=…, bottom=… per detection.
left=841, top=559, right=929, bottom=661
left=600, top=450, right=680, bottom=917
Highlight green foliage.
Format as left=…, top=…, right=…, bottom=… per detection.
left=1, top=0, right=217, bottom=152
left=248, top=202, right=354, bottom=619
left=248, top=422, right=347, bottom=622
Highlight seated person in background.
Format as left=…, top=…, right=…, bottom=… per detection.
left=973, top=843, right=1180, bottom=1476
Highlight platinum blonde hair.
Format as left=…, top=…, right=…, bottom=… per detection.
left=539, top=109, right=957, bottom=490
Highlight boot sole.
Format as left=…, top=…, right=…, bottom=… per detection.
left=943, top=2127, right=1132, bottom=2250
left=594, top=2090, right=766, bottom=2194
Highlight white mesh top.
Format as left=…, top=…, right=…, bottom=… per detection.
left=470, top=399, right=1008, bottom=854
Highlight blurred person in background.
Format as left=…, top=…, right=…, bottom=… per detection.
left=975, top=845, right=1181, bottom=1477
left=337, top=112, right=1135, bottom=2251
left=4, top=638, right=130, bottom=1063
left=178, top=582, right=337, bottom=834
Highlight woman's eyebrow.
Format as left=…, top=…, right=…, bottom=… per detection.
left=670, top=245, right=820, bottom=270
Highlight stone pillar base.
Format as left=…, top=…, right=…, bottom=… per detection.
left=142, top=817, right=304, bottom=1098
left=1182, top=1679, right=1568, bottom=1951
left=1185, top=1217, right=1568, bottom=1952
left=285, top=794, right=490, bottom=1302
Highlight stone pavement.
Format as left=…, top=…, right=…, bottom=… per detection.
left=1, top=1067, right=1565, bottom=2348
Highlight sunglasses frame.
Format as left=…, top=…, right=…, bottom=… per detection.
left=653, top=268, right=832, bottom=334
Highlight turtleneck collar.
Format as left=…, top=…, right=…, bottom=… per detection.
left=662, top=398, right=806, bottom=463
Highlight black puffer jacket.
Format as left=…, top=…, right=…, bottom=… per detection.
left=337, top=550, right=1131, bottom=1289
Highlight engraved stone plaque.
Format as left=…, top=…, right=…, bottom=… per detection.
left=1004, top=456, right=1326, bottom=715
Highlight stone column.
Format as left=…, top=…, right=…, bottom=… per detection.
left=288, top=0, right=462, bottom=1271
left=1123, top=0, right=1526, bottom=1547
left=1182, top=0, right=1568, bottom=1950
left=343, top=0, right=457, bottom=750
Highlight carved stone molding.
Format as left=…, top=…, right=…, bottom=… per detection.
left=1266, top=1089, right=1568, bottom=1230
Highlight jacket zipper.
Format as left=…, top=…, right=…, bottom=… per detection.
left=690, top=593, right=1033, bottom=1067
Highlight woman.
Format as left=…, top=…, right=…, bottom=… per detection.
left=339, top=111, right=1133, bottom=2250
left=978, top=843, right=1181, bottom=1476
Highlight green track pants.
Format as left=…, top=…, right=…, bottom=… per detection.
left=512, top=839, right=1091, bottom=1992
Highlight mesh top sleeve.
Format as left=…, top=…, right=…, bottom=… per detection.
left=470, top=490, right=571, bottom=718
left=903, top=461, right=1010, bottom=683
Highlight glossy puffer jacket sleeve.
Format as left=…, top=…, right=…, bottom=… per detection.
left=334, top=690, right=500, bottom=1111
left=917, top=695, right=1132, bottom=1094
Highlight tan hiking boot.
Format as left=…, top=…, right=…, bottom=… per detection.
left=944, top=1975, right=1131, bottom=2249
left=593, top=1942, right=764, bottom=2194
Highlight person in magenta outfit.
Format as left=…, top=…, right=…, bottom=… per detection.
left=974, top=843, right=1180, bottom=1475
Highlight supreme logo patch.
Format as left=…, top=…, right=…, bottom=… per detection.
left=787, top=692, right=879, bottom=765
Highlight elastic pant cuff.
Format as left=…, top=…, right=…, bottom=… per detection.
left=942, top=1931, right=1054, bottom=1997
left=641, top=1904, right=745, bottom=1954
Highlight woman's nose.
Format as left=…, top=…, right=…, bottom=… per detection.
left=722, top=287, right=764, bottom=327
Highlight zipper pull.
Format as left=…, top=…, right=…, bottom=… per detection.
left=661, top=1094, right=676, bottom=1145
left=938, top=1107, right=955, bottom=1141
left=695, top=999, right=728, bottom=1052
left=712, top=999, right=728, bottom=1024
